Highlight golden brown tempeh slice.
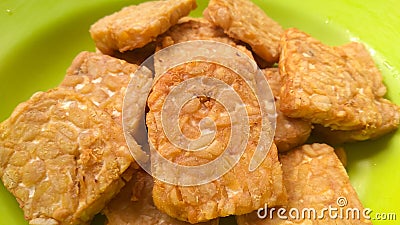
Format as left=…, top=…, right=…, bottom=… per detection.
left=59, top=51, right=138, bottom=124
left=279, top=28, right=400, bottom=132
left=0, top=89, right=134, bottom=225
left=312, top=98, right=400, bottom=144
left=90, top=0, right=197, bottom=55
left=262, top=68, right=312, bottom=152
left=204, top=0, right=283, bottom=63
left=103, top=170, right=219, bottom=225
left=335, top=42, right=386, bottom=97
left=156, top=17, right=253, bottom=58
left=236, top=143, right=372, bottom=225
left=59, top=51, right=153, bottom=135
left=152, top=144, right=285, bottom=224
left=154, top=17, right=255, bottom=78
left=147, top=61, right=287, bottom=223
left=156, top=17, right=237, bottom=49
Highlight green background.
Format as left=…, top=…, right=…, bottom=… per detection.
left=0, top=0, right=399, bottom=224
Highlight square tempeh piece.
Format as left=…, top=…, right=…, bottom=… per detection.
left=204, top=0, right=283, bottom=63
left=0, top=89, right=134, bottom=225
left=90, top=0, right=197, bottom=55
left=236, top=143, right=372, bottom=225
left=147, top=61, right=287, bottom=223
left=279, top=28, right=399, bottom=131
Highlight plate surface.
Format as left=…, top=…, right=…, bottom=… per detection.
left=0, top=0, right=399, bottom=224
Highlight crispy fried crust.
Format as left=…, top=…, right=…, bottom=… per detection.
left=263, top=68, right=312, bottom=152
left=103, top=170, right=218, bottom=225
left=154, top=17, right=254, bottom=77
left=147, top=61, right=287, bottom=223
left=152, top=144, right=285, bottom=224
left=59, top=51, right=154, bottom=137
left=236, top=143, right=372, bottom=225
left=335, top=42, right=386, bottom=97
left=279, top=28, right=399, bottom=131
left=204, top=0, right=283, bottom=63
left=59, top=51, right=138, bottom=124
left=0, top=89, right=134, bottom=225
left=312, top=98, right=400, bottom=144
left=90, top=0, right=197, bottom=55
left=156, top=17, right=253, bottom=59
left=261, top=68, right=281, bottom=98
left=156, top=17, right=236, bottom=49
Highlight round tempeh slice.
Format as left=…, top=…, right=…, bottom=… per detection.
left=90, top=0, right=197, bottom=55
left=0, top=89, right=136, bottom=225
left=204, top=0, right=283, bottom=63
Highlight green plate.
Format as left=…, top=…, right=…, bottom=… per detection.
left=0, top=0, right=399, bottom=224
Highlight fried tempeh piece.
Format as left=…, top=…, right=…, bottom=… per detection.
left=59, top=51, right=153, bottom=135
left=59, top=51, right=138, bottom=124
left=154, top=17, right=254, bottom=77
left=310, top=43, right=399, bottom=144
left=236, top=143, right=372, bottom=225
left=156, top=17, right=236, bottom=49
left=0, top=89, right=135, bottom=225
left=335, top=42, right=386, bottom=97
left=156, top=17, right=253, bottom=58
left=263, top=68, right=312, bottom=152
left=147, top=61, right=287, bottom=223
left=312, top=98, right=400, bottom=144
left=90, top=0, right=197, bottom=55
left=103, top=170, right=219, bottom=225
left=279, top=28, right=400, bottom=133
left=204, top=0, right=284, bottom=63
